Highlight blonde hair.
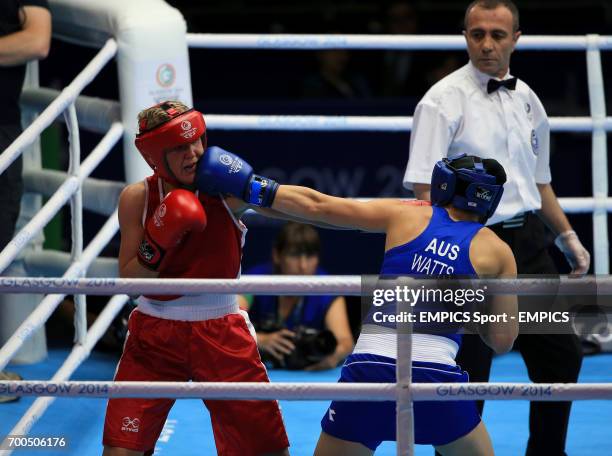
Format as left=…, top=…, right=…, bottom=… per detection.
left=137, top=100, right=191, bottom=133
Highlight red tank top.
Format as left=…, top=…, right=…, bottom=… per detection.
left=143, top=175, right=246, bottom=301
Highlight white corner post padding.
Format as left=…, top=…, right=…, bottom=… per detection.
left=50, top=0, right=194, bottom=183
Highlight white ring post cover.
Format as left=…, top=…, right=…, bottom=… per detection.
left=50, top=0, right=194, bottom=183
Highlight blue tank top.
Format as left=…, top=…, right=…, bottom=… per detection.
left=377, top=206, right=483, bottom=346
left=246, top=262, right=334, bottom=330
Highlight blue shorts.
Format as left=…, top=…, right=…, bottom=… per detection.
left=320, top=353, right=481, bottom=450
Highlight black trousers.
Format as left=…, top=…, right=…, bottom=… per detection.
left=0, top=124, right=23, bottom=251
left=436, top=213, right=583, bottom=456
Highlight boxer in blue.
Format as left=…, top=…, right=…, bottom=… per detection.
left=196, top=148, right=519, bottom=456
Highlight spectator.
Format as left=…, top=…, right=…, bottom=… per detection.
left=240, top=222, right=354, bottom=370
left=378, top=1, right=462, bottom=97
left=0, top=0, right=51, bottom=403
left=300, top=25, right=371, bottom=99
left=379, top=1, right=421, bottom=97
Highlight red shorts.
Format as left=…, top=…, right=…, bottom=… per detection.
left=103, top=310, right=289, bottom=455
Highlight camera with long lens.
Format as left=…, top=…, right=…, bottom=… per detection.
left=258, top=321, right=337, bottom=370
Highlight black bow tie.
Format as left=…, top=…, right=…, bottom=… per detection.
left=487, top=77, right=517, bottom=94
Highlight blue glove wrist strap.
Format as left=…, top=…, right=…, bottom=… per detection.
left=247, top=175, right=279, bottom=207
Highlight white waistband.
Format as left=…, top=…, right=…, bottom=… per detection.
left=353, top=324, right=458, bottom=366
left=136, top=294, right=239, bottom=321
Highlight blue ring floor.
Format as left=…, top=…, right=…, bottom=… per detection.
left=1, top=349, right=610, bottom=455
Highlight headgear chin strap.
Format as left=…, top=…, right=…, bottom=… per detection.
left=135, top=107, right=207, bottom=185
left=430, top=153, right=504, bottom=221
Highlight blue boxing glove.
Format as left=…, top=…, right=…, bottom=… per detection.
left=195, top=146, right=279, bottom=207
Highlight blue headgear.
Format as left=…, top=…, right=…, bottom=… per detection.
left=430, top=154, right=504, bottom=221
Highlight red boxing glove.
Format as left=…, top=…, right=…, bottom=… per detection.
left=138, top=189, right=207, bottom=270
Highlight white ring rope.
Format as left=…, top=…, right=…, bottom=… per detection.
left=21, top=88, right=121, bottom=135
left=555, top=197, right=612, bottom=213
left=0, top=39, right=117, bottom=176
left=0, top=275, right=610, bottom=296
left=8, top=295, right=128, bottom=438
left=0, top=123, right=123, bottom=275
left=0, top=211, right=119, bottom=372
left=0, top=381, right=610, bottom=401
left=204, top=114, right=612, bottom=132
left=187, top=33, right=612, bottom=51
left=353, top=197, right=612, bottom=214
left=0, top=275, right=362, bottom=295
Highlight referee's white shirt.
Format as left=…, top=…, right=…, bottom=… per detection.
left=403, top=62, right=551, bottom=225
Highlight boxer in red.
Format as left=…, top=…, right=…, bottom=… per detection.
left=102, top=101, right=289, bottom=456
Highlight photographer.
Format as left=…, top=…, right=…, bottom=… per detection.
left=239, top=222, right=353, bottom=370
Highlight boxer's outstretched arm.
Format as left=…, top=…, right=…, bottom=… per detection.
left=224, top=195, right=351, bottom=230
left=253, top=206, right=354, bottom=230
left=272, top=185, right=400, bottom=232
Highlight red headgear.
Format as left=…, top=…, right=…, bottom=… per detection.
left=134, top=105, right=207, bottom=185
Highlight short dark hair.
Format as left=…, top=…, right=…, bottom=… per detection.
left=481, top=158, right=507, bottom=185
left=452, top=155, right=507, bottom=186
left=464, top=0, right=520, bottom=33
left=274, top=222, right=321, bottom=257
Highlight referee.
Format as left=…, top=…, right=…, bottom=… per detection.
left=403, top=1, right=589, bottom=455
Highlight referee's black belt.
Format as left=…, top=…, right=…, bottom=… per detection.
left=491, top=211, right=536, bottom=229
